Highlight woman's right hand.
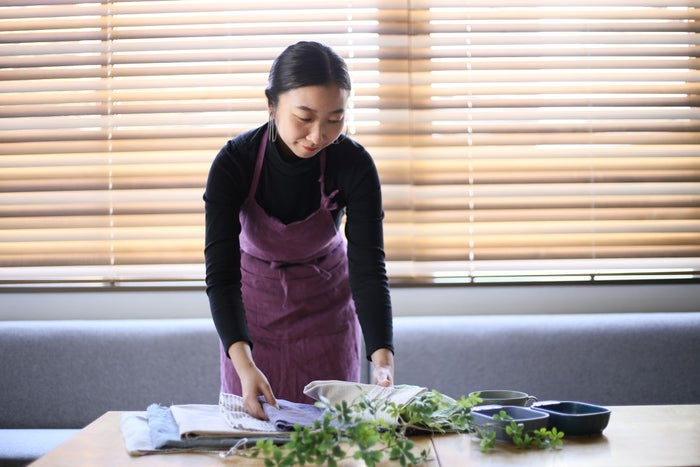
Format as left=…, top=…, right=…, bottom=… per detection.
left=228, top=341, right=279, bottom=420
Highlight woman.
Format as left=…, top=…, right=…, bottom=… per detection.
left=204, top=41, right=394, bottom=420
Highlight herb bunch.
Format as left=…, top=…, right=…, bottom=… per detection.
left=240, top=390, right=563, bottom=466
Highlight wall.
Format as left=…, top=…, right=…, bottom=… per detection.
left=1, top=282, right=698, bottom=320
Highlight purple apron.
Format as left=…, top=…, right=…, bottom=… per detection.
left=220, top=130, right=361, bottom=403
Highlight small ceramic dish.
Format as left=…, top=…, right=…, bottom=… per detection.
left=531, top=400, right=611, bottom=436
left=470, top=405, right=549, bottom=442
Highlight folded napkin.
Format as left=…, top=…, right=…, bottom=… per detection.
left=148, top=404, right=278, bottom=449
left=218, top=392, right=281, bottom=433
left=218, top=392, right=324, bottom=432
left=303, top=380, right=428, bottom=424
left=121, top=410, right=248, bottom=456
left=120, top=405, right=289, bottom=457
left=171, top=403, right=287, bottom=439
left=261, top=398, right=324, bottom=431
left=122, top=411, right=162, bottom=456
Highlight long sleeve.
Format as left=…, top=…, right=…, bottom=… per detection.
left=203, top=131, right=259, bottom=352
left=334, top=141, right=394, bottom=359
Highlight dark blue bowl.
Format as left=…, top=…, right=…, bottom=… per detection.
left=471, top=405, right=549, bottom=442
left=531, top=401, right=611, bottom=436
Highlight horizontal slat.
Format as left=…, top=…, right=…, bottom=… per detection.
left=390, top=207, right=700, bottom=223
left=4, top=78, right=697, bottom=95
left=2, top=133, right=699, bottom=150
left=3, top=168, right=697, bottom=191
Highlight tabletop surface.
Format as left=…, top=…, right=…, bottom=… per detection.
left=30, top=404, right=700, bottom=467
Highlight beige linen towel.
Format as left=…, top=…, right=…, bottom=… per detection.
left=171, top=402, right=285, bottom=439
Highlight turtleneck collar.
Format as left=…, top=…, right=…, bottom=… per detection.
left=266, top=137, right=319, bottom=175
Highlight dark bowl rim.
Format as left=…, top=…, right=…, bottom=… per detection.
left=471, top=404, right=550, bottom=422
left=531, top=400, right=612, bottom=417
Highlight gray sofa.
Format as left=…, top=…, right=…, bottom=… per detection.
left=2, top=312, right=699, bottom=466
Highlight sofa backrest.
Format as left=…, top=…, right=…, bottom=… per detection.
left=3, top=312, right=699, bottom=429
left=392, top=312, right=700, bottom=406
left=0, top=319, right=221, bottom=428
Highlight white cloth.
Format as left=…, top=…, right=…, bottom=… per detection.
left=303, top=380, right=428, bottom=424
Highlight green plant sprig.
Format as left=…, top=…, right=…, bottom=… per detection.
left=483, top=410, right=565, bottom=451
left=238, top=390, right=563, bottom=466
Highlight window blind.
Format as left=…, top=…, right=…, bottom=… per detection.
left=0, top=0, right=698, bottom=287
left=389, top=0, right=700, bottom=283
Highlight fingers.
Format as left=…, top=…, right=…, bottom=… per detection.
left=377, top=377, right=392, bottom=387
left=373, top=366, right=394, bottom=387
left=370, top=348, right=395, bottom=387
left=244, top=393, right=268, bottom=420
left=261, top=385, right=279, bottom=410
left=241, top=372, right=278, bottom=420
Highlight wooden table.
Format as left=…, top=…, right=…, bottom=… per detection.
left=30, top=405, right=700, bottom=466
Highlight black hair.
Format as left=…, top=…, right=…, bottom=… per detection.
left=265, top=41, right=351, bottom=108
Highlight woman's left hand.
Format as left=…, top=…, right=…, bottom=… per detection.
left=370, top=348, right=394, bottom=387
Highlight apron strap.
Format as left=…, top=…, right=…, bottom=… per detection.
left=247, top=128, right=268, bottom=199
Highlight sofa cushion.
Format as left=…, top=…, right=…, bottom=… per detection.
left=0, top=429, right=78, bottom=467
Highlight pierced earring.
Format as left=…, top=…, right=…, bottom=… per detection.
left=268, top=115, right=277, bottom=143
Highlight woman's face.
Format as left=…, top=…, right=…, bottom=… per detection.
left=270, top=84, right=349, bottom=159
